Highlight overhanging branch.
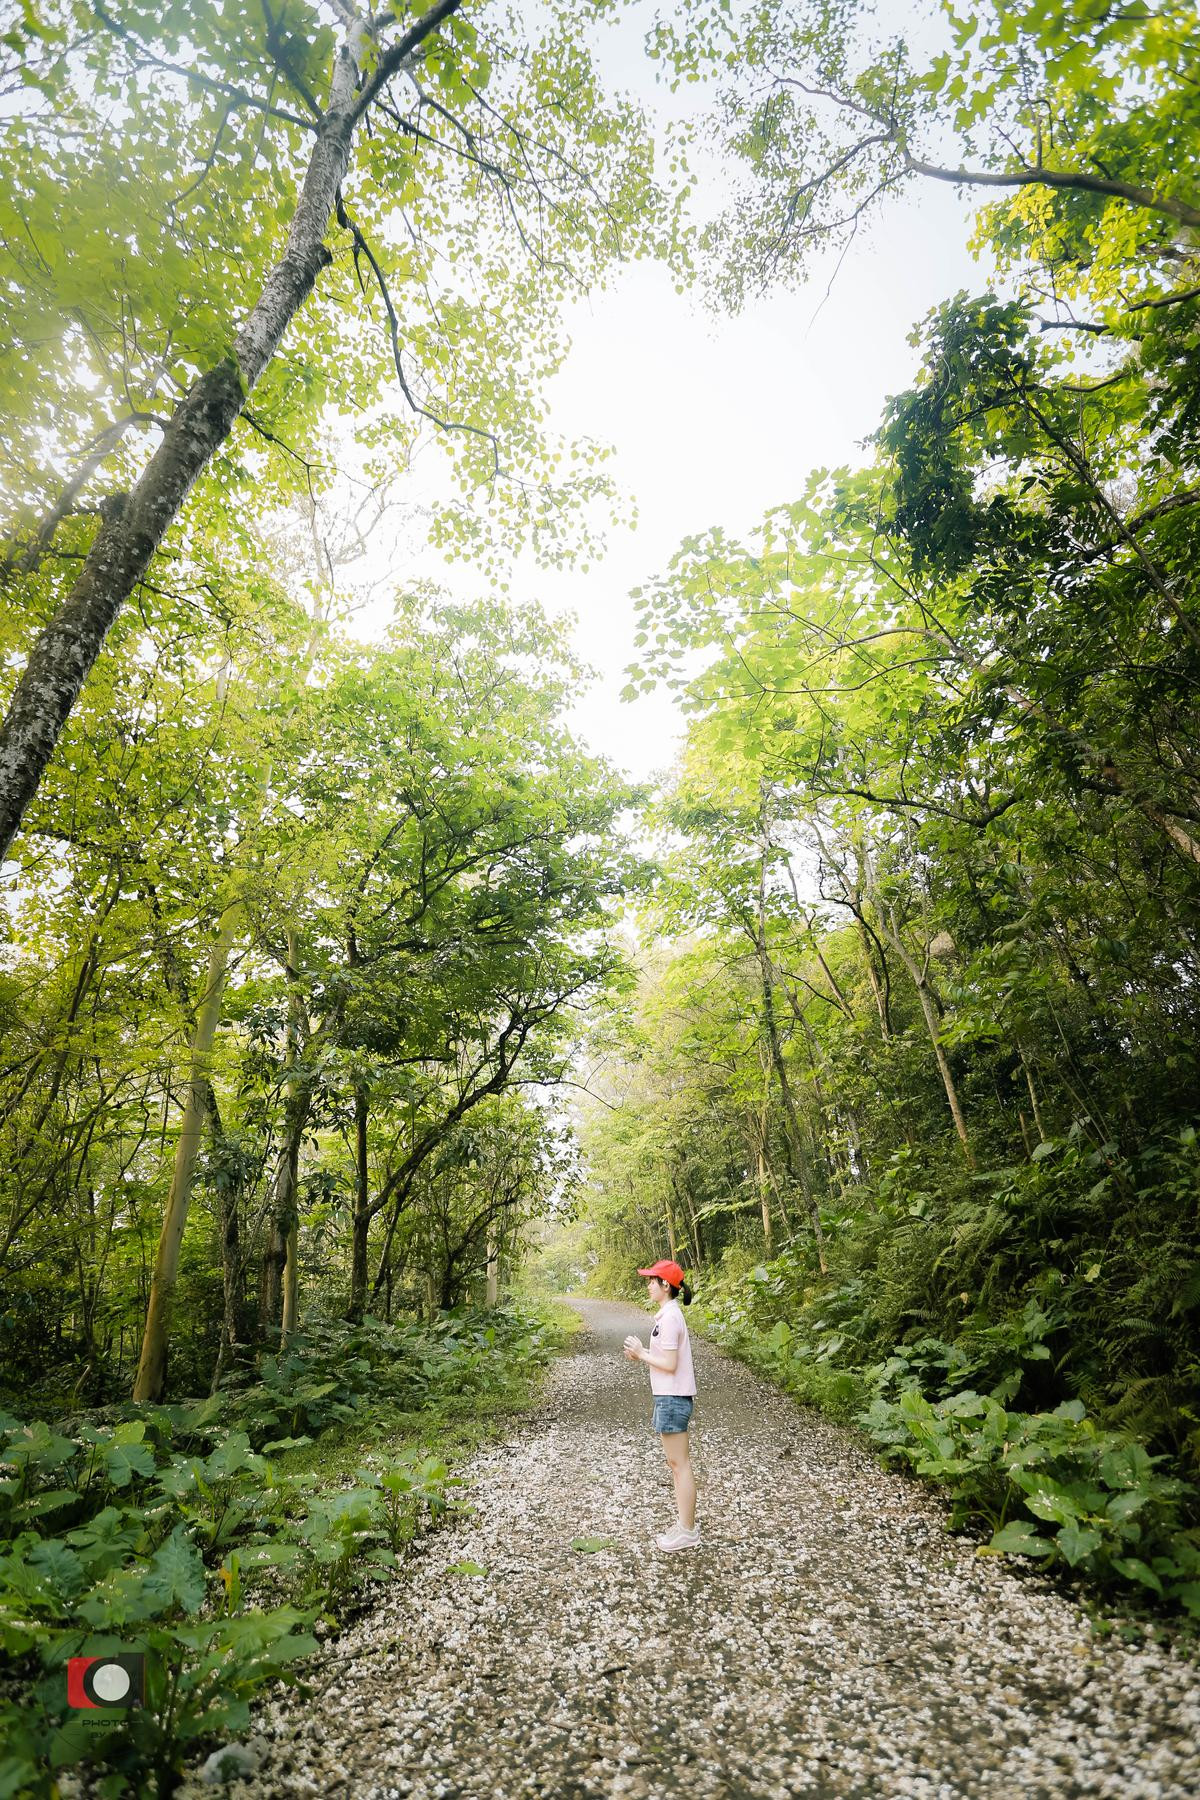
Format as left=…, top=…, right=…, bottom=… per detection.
left=336, top=196, right=501, bottom=478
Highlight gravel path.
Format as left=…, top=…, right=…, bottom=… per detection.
left=189, top=1299, right=1200, bottom=1800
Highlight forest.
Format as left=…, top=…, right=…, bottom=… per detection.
left=0, top=0, right=1198, bottom=1792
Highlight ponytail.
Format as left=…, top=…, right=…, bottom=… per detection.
left=666, top=1279, right=693, bottom=1306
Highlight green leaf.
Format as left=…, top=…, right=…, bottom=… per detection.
left=237, top=1542, right=301, bottom=1569
left=14, top=1487, right=78, bottom=1520
left=984, top=1522, right=1054, bottom=1558
left=110, top=1421, right=148, bottom=1446
left=0, top=1755, right=43, bottom=1800
left=147, top=1526, right=208, bottom=1611
left=1105, top=1490, right=1148, bottom=1523
left=28, top=1537, right=85, bottom=1598
left=103, top=1439, right=157, bottom=1488
left=1056, top=1522, right=1101, bottom=1567
left=570, top=1536, right=614, bottom=1554
left=1111, top=1556, right=1164, bottom=1595
left=447, top=1559, right=488, bottom=1576
left=1021, top=1484, right=1081, bottom=1528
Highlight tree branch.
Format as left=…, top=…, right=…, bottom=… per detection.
left=350, top=0, right=464, bottom=126
left=901, top=149, right=1200, bottom=229
left=336, top=195, right=501, bottom=477
left=92, top=3, right=316, bottom=132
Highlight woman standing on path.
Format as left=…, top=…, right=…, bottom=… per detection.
left=623, top=1259, right=700, bottom=1553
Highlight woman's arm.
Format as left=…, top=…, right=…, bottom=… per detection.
left=624, top=1336, right=678, bottom=1375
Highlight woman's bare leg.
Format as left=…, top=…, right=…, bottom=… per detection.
left=661, top=1430, right=696, bottom=1530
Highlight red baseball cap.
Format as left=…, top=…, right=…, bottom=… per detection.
left=637, top=1259, right=685, bottom=1286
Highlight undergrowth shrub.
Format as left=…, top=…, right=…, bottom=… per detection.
left=0, top=1303, right=557, bottom=1797
left=698, top=1127, right=1200, bottom=1619
left=859, top=1390, right=1200, bottom=1613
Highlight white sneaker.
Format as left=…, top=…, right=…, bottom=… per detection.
left=655, top=1523, right=701, bottom=1553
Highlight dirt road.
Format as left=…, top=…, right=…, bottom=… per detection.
left=185, top=1298, right=1200, bottom=1799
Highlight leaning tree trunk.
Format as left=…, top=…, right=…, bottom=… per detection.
left=133, top=898, right=241, bottom=1402
left=0, top=0, right=462, bottom=861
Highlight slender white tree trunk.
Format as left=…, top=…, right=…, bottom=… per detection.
left=663, top=1191, right=679, bottom=1263
left=881, top=903, right=976, bottom=1170
left=756, top=843, right=827, bottom=1270
left=133, top=897, right=242, bottom=1401
left=1019, top=1040, right=1048, bottom=1142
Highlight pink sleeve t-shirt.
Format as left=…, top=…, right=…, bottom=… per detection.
left=649, top=1299, right=696, bottom=1397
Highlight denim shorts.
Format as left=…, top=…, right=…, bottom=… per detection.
left=652, top=1394, right=694, bottom=1435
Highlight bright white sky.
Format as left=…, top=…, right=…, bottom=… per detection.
left=504, top=187, right=985, bottom=783
left=355, top=3, right=993, bottom=787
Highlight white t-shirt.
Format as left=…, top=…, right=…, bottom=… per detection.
left=649, top=1299, right=696, bottom=1397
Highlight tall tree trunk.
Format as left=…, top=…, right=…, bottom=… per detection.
left=881, top=904, right=976, bottom=1169
left=348, top=1085, right=371, bottom=1322
left=754, top=1065, right=773, bottom=1257
left=671, top=1167, right=703, bottom=1266
left=756, top=845, right=828, bottom=1271
left=773, top=965, right=855, bottom=1199
left=208, top=1083, right=253, bottom=1396
left=344, top=888, right=374, bottom=1323
left=663, top=1190, right=679, bottom=1263
left=757, top=1149, right=774, bottom=1258
left=0, top=0, right=462, bottom=860
left=210, top=1161, right=242, bottom=1396
left=261, top=930, right=309, bottom=1339
left=855, top=916, right=891, bottom=1040
left=913, top=963, right=974, bottom=1165
left=1018, top=1040, right=1048, bottom=1142
left=281, top=1221, right=300, bottom=1343
left=844, top=1109, right=870, bottom=1195
left=485, top=1230, right=499, bottom=1307
left=133, top=898, right=241, bottom=1402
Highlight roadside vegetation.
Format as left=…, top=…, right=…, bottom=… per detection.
left=0, top=1303, right=573, bottom=1797
left=578, top=0, right=1200, bottom=1628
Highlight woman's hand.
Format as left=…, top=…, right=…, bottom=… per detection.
left=623, top=1334, right=643, bottom=1361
